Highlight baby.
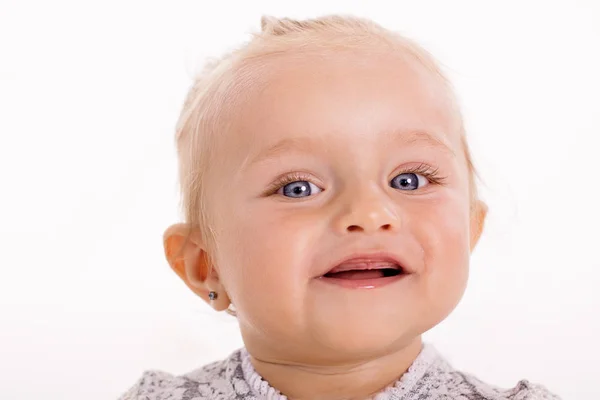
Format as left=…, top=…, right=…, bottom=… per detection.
left=120, top=15, right=559, bottom=400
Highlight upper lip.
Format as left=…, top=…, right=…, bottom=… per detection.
left=320, top=251, right=412, bottom=277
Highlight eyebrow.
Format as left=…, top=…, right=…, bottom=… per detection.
left=387, top=129, right=456, bottom=157
left=247, top=129, right=455, bottom=167
left=246, top=135, right=329, bottom=167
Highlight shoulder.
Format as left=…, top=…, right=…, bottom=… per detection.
left=511, top=381, right=563, bottom=400
left=117, top=350, right=252, bottom=400
left=417, top=346, right=561, bottom=400
left=117, top=370, right=181, bottom=400
left=434, top=366, right=561, bottom=400
left=451, top=372, right=561, bottom=400
left=117, top=369, right=226, bottom=400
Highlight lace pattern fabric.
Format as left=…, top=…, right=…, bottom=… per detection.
left=119, top=344, right=560, bottom=400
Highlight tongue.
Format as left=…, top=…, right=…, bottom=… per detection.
left=328, top=270, right=386, bottom=280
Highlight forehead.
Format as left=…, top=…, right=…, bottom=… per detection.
left=221, top=50, right=462, bottom=165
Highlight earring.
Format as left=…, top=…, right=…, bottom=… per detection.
left=226, top=302, right=237, bottom=316
left=208, top=291, right=218, bottom=301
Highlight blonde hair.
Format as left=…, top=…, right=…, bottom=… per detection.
left=174, top=14, right=481, bottom=250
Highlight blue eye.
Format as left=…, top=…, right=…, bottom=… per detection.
left=279, top=181, right=322, bottom=198
left=390, top=173, right=428, bottom=191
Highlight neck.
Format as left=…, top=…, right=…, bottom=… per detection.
left=246, top=338, right=423, bottom=400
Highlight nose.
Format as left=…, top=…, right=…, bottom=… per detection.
left=333, top=185, right=400, bottom=235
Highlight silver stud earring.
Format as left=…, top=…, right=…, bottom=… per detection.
left=208, top=291, right=218, bottom=301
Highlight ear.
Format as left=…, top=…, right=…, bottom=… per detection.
left=163, top=223, right=231, bottom=311
left=469, top=200, right=488, bottom=252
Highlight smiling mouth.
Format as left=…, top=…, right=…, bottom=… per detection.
left=323, top=262, right=403, bottom=280
left=320, top=259, right=407, bottom=289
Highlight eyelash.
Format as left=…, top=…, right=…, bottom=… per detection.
left=265, top=163, right=447, bottom=196
left=399, top=163, right=447, bottom=185
left=265, top=172, right=315, bottom=196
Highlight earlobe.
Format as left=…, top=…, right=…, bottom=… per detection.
left=469, top=200, right=488, bottom=252
left=162, top=223, right=231, bottom=311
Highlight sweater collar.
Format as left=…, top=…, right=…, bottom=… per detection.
left=238, top=343, right=441, bottom=400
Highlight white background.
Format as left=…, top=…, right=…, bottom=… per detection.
left=1, top=1, right=599, bottom=399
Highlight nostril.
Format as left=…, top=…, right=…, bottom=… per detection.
left=346, top=224, right=393, bottom=232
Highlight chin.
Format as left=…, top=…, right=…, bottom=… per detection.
left=306, top=312, right=425, bottom=361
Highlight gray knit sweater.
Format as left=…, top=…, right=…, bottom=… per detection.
left=118, top=344, right=560, bottom=399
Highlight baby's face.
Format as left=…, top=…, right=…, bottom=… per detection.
left=204, top=51, right=482, bottom=363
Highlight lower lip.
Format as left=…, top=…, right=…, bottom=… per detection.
left=316, top=273, right=409, bottom=289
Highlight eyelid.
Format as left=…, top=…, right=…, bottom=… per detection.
left=263, top=171, right=323, bottom=196
left=392, top=163, right=447, bottom=185
left=263, top=163, right=447, bottom=197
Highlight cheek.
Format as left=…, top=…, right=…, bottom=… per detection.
left=414, top=193, right=471, bottom=309
left=211, top=201, right=322, bottom=323
left=226, top=205, right=317, bottom=271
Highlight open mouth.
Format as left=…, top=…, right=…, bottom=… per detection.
left=323, top=262, right=403, bottom=280
left=320, top=256, right=408, bottom=289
